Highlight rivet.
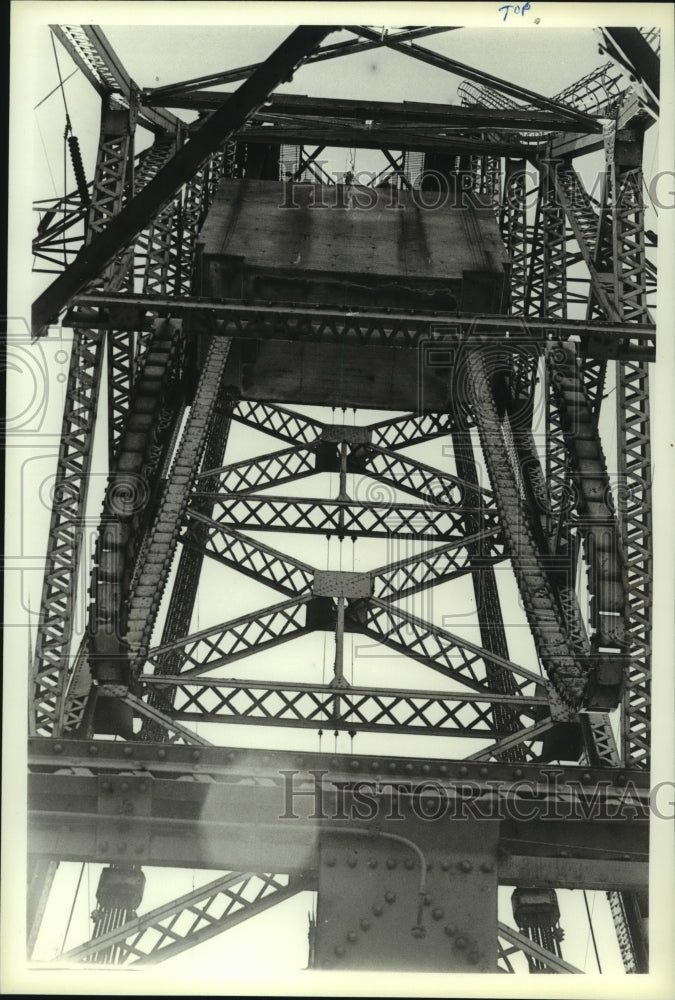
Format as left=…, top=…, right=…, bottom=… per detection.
left=53, top=743, right=63, bottom=754
left=459, top=860, right=472, bottom=873
left=385, top=891, right=396, bottom=904
left=325, top=857, right=336, bottom=867
left=322, top=959, right=332, bottom=968
left=330, top=758, right=339, bottom=768
left=468, top=950, right=481, bottom=964
left=347, top=856, right=357, bottom=868
left=405, top=763, right=414, bottom=773
left=388, top=762, right=397, bottom=772
left=371, top=761, right=380, bottom=772
left=432, top=907, right=444, bottom=920
left=560, top=850, right=569, bottom=858
left=334, top=944, right=345, bottom=957
left=455, top=935, right=467, bottom=950
left=422, top=764, right=431, bottom=774
left=444, top=925, right=455, bottom=937
left=191, top=750, right=201, bottom=761
left=372, top=904, right=384, bottom=916
left=480, top=861, right=494, bottom=873
left=139, top=781, right=147, bottom=793
left=120, top=781, right=129, bottom=792
left=296, top=757, right=306, bottom=768
left=404, top=858, right=414, bottom=870
left=582, top=771, right=592, bottom=783
left=346, top=931, right=357, bottom=943
left=89, top=745, right=98, bottom=755
left=368, top=858, right=378, bottom=869
left=157, top=749, right=166, bottom=759
left=423, top=893, right=432, bottom=906
left=513, top=768, right=524, bottom=779
left=350, top=760, right=360, bottom=771
left=101, top=780, right=112, bottom=792
left=617, top=772, right=626, bottom=783
left=440, top=861, right=450, bottom=872
left=117, top=842, right=127, bottom=852
left=227, top=751, right=235, bottom=762
left=386, top=857, right=397, bottom=870
left=360, top=918, right=371, bottom=931
left=123, top=746, right=133, bottom=757
left=439, top=765, right=447, bottom=775
left=459, top=765, right=468, bottom=776
left=622, top=853, right=631, bottom=861
left=479, top=766, right=488, bottom=777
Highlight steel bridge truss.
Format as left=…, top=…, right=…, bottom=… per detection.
left=26, top=23, right=658, bottom=976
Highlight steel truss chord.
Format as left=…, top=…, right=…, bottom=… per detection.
left=61, top=872, right=305, bottom=965
left=138, top=675, right=549, bottom=739
left=188, top=493, right=501, bottom=542
left=145, top=596, right=314, bottom=676
left=30, top=104, right=137, bottom=737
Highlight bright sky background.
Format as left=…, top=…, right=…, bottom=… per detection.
left=4, top=3, right=675, bottom=997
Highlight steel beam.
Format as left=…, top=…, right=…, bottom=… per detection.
left=65, top=295, right=656, bottom=361
left=350, top=26, right=603, bottom=130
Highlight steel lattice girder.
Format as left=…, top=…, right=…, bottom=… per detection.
left=61, top=872, right=308, bottom=965
left=65, top=294, right=656, bottom=361
left=29, top=104, right=137, bottom=737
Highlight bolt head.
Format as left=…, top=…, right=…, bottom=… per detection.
left=384, top=891, right=396, bottom=904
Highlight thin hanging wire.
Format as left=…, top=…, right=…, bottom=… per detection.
left=583, top=890, right=603, bottom=972
left=60, top=862, right=85, bottom=954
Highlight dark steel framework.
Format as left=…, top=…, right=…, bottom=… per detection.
left=26, top=23, right=659, bottom=975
